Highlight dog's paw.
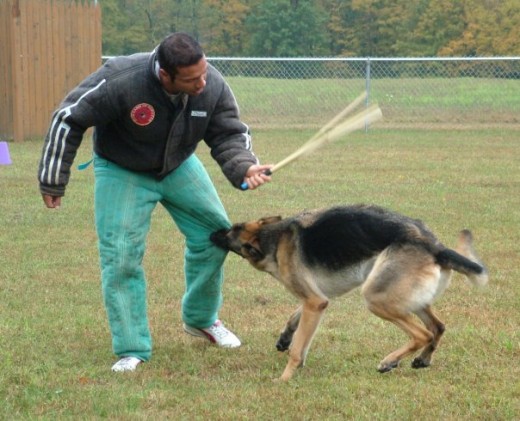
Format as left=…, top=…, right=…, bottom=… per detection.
left=411, top=357, right=431, bottom=369
left=377, top=360, right=399, bottom=373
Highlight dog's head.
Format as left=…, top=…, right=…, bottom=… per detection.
left=210, top=216, right=283, bottom=264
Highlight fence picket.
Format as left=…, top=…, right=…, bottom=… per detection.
left=0, top=0, right=101, bottom=141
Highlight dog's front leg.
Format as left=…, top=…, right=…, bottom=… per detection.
left=276, top=306, right=302, bottom=351
left=280, top=297, right=329, bottom=381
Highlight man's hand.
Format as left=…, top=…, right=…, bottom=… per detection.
left=242, top=164, right=273, bottom=190
left=42, top=194, right=62, bottom=209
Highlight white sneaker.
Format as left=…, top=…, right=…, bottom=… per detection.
left=183, top=320, right=241, bottom=348
left=111, top=356, right=142, bottom=372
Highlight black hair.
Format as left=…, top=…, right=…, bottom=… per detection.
left=156, top=32, right=204, bottom=79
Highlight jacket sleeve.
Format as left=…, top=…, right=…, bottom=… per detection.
left=204, top=80, right=259, bottom=189
left=38, top=72, right=113, bottom=196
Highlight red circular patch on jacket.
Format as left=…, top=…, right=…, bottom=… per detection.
left=131, top=103, right=155, bottom=126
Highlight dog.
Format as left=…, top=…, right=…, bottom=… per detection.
left=210, top=204, right=488, bottom=381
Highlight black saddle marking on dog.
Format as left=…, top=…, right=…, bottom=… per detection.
left=299, top=206, right=419, bottom=270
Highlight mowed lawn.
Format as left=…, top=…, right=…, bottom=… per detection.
left=0, top=128, right=518, bottom=419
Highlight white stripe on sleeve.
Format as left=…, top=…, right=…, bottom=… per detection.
left=40, top=79, right=107, bottom=185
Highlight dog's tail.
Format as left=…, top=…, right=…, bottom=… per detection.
left=435, top=230, right=489, bottom=286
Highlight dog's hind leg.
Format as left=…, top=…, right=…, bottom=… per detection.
left=276, top=306, right=302, bottom=352
left=363, top=245, right=444, bottom=372
left=280, top=296, right=329, bottom=381
left=411, top=306, right=445, bottom=369
left=369, top=310, right=434, bottom=373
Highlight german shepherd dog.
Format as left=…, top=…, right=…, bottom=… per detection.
left=210, top=205, right=488, bottom=381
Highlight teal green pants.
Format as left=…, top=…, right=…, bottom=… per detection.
left=94, top=154, right=231, bottom=361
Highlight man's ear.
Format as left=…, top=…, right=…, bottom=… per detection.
left=159, top=68, right=171, bottom=80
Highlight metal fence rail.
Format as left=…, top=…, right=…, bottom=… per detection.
left=207, top=57, right=520, bottom=130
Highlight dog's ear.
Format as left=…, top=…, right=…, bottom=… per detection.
left=259, top=216, right=282, bottom=226
left=242, top=243, right=265, bottom=262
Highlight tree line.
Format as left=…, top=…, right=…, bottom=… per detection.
left=101, top=0, right=520, bottom=57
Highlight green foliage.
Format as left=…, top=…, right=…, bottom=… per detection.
left=101, top=0, right=209, bottom=54
left=101, top=0, right=155, bottom=54
left=244, top=0, right=329, bottom=57
left=98, top=0, right=520, bottom=57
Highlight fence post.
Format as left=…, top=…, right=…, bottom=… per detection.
left=365, top=57, right=371, bottom=132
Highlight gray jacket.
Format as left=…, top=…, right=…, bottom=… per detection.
left=38, top=51, right=258, bottom=196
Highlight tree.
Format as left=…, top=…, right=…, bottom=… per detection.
left=440, top=0, right=520, bottom=56
left=398, top=0, right=465, bottom=57
left=98, top=0, right=518, bottom=57
left=244, top=0, right=329, bottom=57
left=200, top=0, right=252, bottom=55
left=327, top=0, right=420, bottom=57
left=321, top=0, right=358, bottom=56
left=101, top=0, right=151, bottom=55
left=101, top=0, right=208, bottom=55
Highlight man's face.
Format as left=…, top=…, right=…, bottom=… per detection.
left=160, top=56, right=208, bottom=96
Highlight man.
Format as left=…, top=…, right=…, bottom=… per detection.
left=38, top=32, right=272, bottom=372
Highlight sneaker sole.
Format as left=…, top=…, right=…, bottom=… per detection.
left=183, top=324, right=241, bottom=348
left=183, top=324, right=217, bottom=343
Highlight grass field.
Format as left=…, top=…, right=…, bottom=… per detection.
left=226, top=77, right=520, bottom=127
left=1, top=128, right=519, bottom=419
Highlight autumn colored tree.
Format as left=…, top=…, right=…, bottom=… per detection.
left=322, top=0, right=360, bottom=56
left=98, top=0, right=519, bottom=57
left=323, top=0, right=424, bottom=57
left=440, top=0, right=520, bottom=56
left=200, top=0, right=252, bottom=55
left=397, top=0, right=465, bottom=57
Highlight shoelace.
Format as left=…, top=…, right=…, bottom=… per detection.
left=207, top=323, right=228, bottom=339
left=115, top=357, right=139, bottom=368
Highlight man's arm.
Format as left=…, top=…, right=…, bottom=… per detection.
left=38, top=74, right=111, bottom=201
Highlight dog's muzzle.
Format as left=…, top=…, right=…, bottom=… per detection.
left=210, top=229, right=249, bottom=258
left=210, top=229, right=231, bottom=250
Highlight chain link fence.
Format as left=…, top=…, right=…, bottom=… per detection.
left=208, top=57, right=520, bottom=130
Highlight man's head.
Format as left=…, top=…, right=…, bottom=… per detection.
left=157, top=32, right=207, bottom=96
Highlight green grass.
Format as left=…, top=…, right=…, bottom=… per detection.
left=226, top=77, right=520, bottom=127
left=1, top=128, right=519, bottom=419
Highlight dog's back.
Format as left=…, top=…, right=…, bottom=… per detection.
left=297, top=205, right=438, bottom=269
